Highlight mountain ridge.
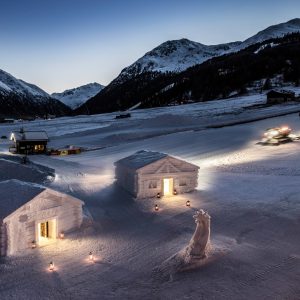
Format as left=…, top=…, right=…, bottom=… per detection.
left=75, top=32, right=300, bottom=115
left=52, top=82, right=105, bottom=109
left=0, top=69, right=70, bottom=118
left=111, top=18, right=300, bottom=86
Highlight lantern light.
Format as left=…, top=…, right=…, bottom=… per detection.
left=59, top=232, right=65, bottom=239
left=173, top=189, right=177, bottom=195
left=186, top=200, right=191, bottom=207
left=156, top=192, right=161, bottom=198
left=49, top=261, right=54, bottom=271
left=155, top=204, right=159, bottom=211
left=89, top=252, right=94, bottom=262
left=31, top=240, right=37, bottom=249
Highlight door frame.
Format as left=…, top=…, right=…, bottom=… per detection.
left=35, top=218, right=57, bottom=245
left=162, top=178, right=174, bottom=196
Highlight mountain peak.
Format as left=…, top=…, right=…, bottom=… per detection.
left=0, top=69, right=49, bottom=98
left=111, top=18, right=300, bottom=86
left=52, top=82, right=105, bottom=109
left=113, top=38, right=240, bottom=85
left=287, top=18, right=300, bottom=25
left=0, top=69, right=70, bottom=117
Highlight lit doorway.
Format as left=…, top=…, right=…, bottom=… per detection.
left=163, top=178, right=173, bottom=196
left=37, top=219, right=57, bottom=245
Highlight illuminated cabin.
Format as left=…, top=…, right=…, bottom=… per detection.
left=10, top=129, right=49, bottom=154
left=114, top=150, right=199, bottom=199
left=0, top=180, right=84, bottom=256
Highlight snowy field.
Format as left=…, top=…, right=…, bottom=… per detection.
left=0, top=95, right=300, bottom=299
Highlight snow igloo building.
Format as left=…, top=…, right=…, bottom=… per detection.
left=115, top=150, right=199, bottom=199
left=0, top=180, right=84, bottom=256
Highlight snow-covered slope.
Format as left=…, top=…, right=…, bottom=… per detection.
left=52, top=82, right=104, bottom=109
left=114, top=18, right=300, bottom=84
left=0, top=69, right=49, bottom=98
left=114, top=39, right=241, bottom=84
left=238, top=18, right=300, bottom=50
left=0, top=69, right=70, bottom=117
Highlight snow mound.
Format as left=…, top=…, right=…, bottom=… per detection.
left=0, top=156, right=55, bottom=184
left=154, top=245, right=227, bottom=280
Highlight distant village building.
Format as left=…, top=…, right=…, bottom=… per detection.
left=0, top=118, right=15, bottom=124
left=266, top=90, right=295, bottom=104
left=114, top=150, right=199, bottom=199
left=10, top=129, right=49, bottom=154
left=0, top=180, right=84, bottom=256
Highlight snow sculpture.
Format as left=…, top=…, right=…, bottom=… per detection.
left=155, top=209, right=212, bottom=278
left=184, top=209, right=211, bottom=262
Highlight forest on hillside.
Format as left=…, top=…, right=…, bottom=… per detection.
left=76, top=33, right=300, bottom=115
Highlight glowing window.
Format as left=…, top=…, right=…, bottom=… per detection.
left=34, top=145, right=44, bottom=151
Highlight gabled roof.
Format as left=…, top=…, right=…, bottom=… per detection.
left=115, top=150, right=167, bottom=170
left=115, top=150, right=199, bottom=171
left=267, top=89, right=295, bottom=96
left=0, top=179, right=84, bottom=221
left=0, top=180, right=45, bottom=220
left=10, top=130, right=49, bottom=142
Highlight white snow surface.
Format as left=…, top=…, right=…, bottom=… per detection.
left=0, top=69, right=49, bottom=98
left=11, top=130, right=49, bottom=141
left=116, top=19, right=300, bottom=83
left=52, top=82, right=105, bottom=109
left=239, top=18, right=300, bottom=50
left=116, top=39, right=241, bottom=83
left=0, top=93, right=300, bottom=299
left=0, top=158, right=54, bottom=184
left=254, top=42, right=279, bottom=54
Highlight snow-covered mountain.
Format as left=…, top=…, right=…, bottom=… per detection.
left=52, top=82, right=105, bottom=109
left=0, top=69, right=70, bottom=117
left=114, top=18, right=300, bottom=85
left=0, top=69, right=49, bottom=98
left=238, top=18, right=300, bottom=50
left=114, top=39, right=241, bottom=84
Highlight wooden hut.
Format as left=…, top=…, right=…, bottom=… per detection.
left=10, top=129, right=49, bottom=154
left=266, top=90, right=295, bottom=104
left=0, top=180, right=84, bottom=256
left=114, top=150, right=199, bottom=199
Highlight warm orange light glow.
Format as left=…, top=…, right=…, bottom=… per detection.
left=281, top=126, right=289, bottom=131
left=155, top=204, right=159, bottom=211
left=186, top=200, right=191, bottom=207
left=163, top=178, right=173, bottom=195
left=89, top=252, right=94, bottom=262
left=59, top=232, right=65, bottom=239
left=49, top=261, right=54, bottom=271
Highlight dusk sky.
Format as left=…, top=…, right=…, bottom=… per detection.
left=1, top=0, right=300, bottom=93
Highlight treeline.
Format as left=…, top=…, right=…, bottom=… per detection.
left=0, top=93, right=71, bottom=118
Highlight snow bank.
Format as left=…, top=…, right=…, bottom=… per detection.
left=0, top=155, right=54, bottom=184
